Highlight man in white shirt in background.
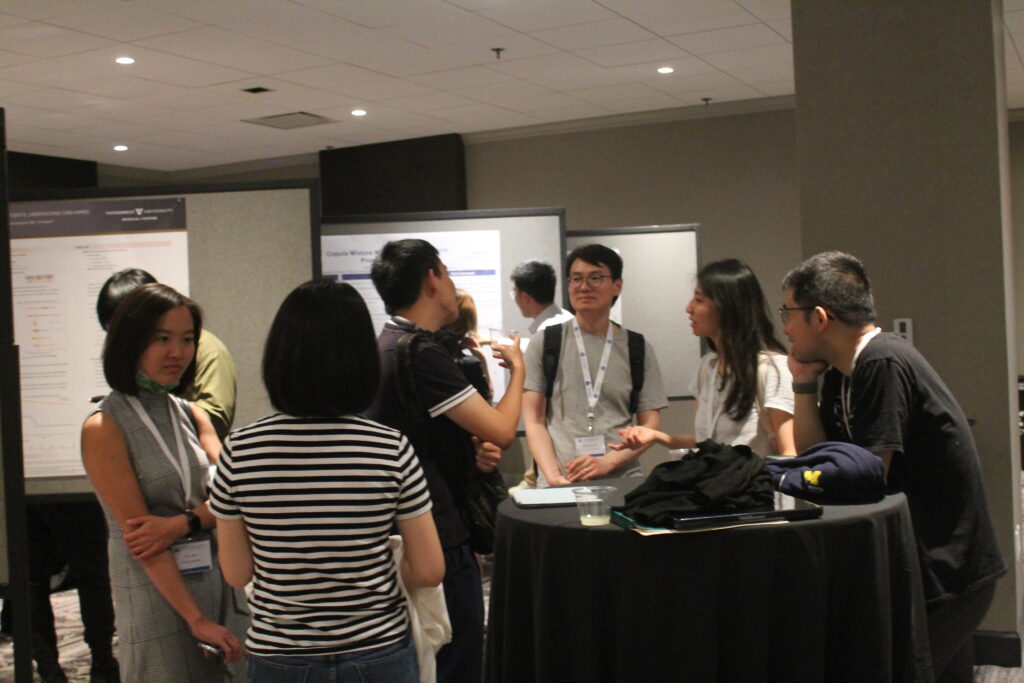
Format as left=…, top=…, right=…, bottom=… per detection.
left=510, top=260, right=573, bottom=338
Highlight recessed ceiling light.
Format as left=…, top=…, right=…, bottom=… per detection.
left=657, top=66, right=674, bottom=74
left=351, top=109, right=367, bottom=117
left=113, top=145, right=128, bottom=151
left=115, top=57, right=135, bottom=65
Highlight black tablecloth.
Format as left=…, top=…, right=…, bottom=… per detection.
left=484, top=478, right=931, bottom=682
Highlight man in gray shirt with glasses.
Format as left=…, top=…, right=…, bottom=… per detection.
left=523, top=244, right=667, bottom=488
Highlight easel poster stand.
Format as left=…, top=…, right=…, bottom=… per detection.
left=0, top=108, right=33, bottom=681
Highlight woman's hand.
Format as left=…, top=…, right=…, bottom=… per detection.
left=124, top=514, right=185, bottom=560
left=610, top=426, right=662, bottom=451
left=188, top=615, right=244, bottom=663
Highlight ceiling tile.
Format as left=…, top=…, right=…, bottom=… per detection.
left=379, top=90, right=480, bottom=112
left=735, top=0, right=790, bottom=22
left=1005, top=11, right=1024, bottom=34
left=600, top=92, right=686, bottom=114
left=599, top=1, right=759, bottom=35
left=43, top=4, right=199, bottom=41
left=429, top=102, right=544, bottom=131
left=531, top=19, right=655, bottom=51
left=0, top=78, right=39, bottom=97
left=331, top=77, right=438, bottom=102
left=767, top=19, right=792, bottom=42
left=0, top=48, right=34, bottom=67
left=4, top=87, right=123, bottom=111
left=576, top=39, right=690, bottom=67
left=612, top=57, right=722, bottom=82
left=0, top=22, right=113, bottom=57
left=407, top=65, right=515, bottom=89
left=647, top=70, right=746, bottom=95
left=728, top=62, right=794, bottom=86
left=381, top=6, right=516, bottom=48
left=291, top=0, right=451, bottom=29
left=203, top=77, right=355, bottom=109
left=475, top=0, right=618, bottom=32
left=488, top=52, right=631, bottom=90
left=454, top=80, right=558, bottom=107
left=568, top=81, right=674, bottom=104
left=274, top=63, right=385, bottom=89
left=753, top=79, right=794, bottom=97
left=527, top=101, right=613, bottom=122
left=701, top=43, right=792, bottom=70
left=134, top=26, right=276, bottom=57
left=668, top=24, right=788, bottom=56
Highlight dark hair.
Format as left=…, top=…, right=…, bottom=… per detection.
left=510, top=260, right=556, bottom=304
left=565, top=244, right=622, bottom=282
left=97, top=268, right=157, bottom=330
left=370, top=239, right=441, bottom=314
left=103, top=283, right=202, bottom=396
left=448, top=289, right=479, bottom=339
left=698, top=259, right=786, bottom=422
left=782, top=251, right=876, bottom=327
left=262, top=278, right=380, bottom=417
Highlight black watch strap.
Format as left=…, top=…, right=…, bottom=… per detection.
left=184, top=509, right=201, bottom=536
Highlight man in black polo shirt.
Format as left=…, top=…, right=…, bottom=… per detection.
left=782, top=251, right=1005, bottom=682
left=364, top=239, right=524, bottom=682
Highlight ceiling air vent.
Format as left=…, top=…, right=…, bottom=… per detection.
left=243, top=112, right=334, bottom=130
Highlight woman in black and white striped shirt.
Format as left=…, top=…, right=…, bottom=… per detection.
left=210, top=278, right=443, bottom=682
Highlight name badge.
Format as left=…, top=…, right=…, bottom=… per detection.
left=574, top=435, right=606, bottom=458
left=172, top=538, right=212, bottom=575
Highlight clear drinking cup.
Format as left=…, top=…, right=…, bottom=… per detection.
left=573, top=486, right=617, bottom=526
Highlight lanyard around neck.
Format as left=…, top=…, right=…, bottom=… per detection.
left=840, top=328, right=883, bottom=439
left=571, top=321, right=615, bottom=433
left=126, top=394, right=191, bottom=500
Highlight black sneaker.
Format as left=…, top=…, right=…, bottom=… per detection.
left=90, top=658, right=121, bottom=683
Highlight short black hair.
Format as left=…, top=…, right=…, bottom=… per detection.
left=510, top=260, right=556, bottom=305
left=782, top=251, right=876, bottom=327
left=97, top=268, right=157, bottom=330
left=565, top=244, right=623, bottom=282
left=103, top=283, right=202, bottom=396
left=262, top=278, right=380, bottom=417
left=370, top=239, right=441, bottom=314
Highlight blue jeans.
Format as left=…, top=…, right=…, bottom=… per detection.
left=247, top=636, right=419, bottom=683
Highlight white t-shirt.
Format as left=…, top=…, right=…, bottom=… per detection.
left=689, top=351, right=794, bottom=456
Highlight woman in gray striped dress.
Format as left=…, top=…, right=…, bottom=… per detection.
left=82, top=283, right=248, bottom=681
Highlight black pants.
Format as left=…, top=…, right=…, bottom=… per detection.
left=926, top=581, right=997, bottom=683
left=26, top=501, right=115, bottom=672
left=436, top=542, right=483, bottom=683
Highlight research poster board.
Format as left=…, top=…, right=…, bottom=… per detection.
left=319, top=208, right=565, bottom=402
left=10, top=198, right=189, bottom=479
left=567, top=225, right=700, bottom=399
left=11, top=181, right=317, bottom=496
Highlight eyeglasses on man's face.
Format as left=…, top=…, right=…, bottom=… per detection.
left=568, top=274, right=611, bottom=288
left=778, top=305, right=815, bottom=324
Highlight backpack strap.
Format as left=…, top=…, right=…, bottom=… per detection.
left=627, top=330, right=646, bottom=415
left=395, top=330, right=431, bottom=430
left=542, top=322, right=563, bottom=400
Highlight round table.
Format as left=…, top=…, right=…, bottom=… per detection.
left=484, top=478, right=931, bottom=682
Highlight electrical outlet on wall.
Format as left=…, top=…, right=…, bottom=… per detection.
left=894, top=318, right=913, bottom=345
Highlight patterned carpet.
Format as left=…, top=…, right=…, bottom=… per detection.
left=0, top=590, right=116, bottom=682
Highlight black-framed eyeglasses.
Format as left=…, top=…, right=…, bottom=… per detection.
left=778, top=305, right=814, bottom=324
left=568, top=274, right=611, bottom=288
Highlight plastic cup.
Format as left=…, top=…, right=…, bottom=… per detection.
left=489, top=328, right=517, bottom=346
left=573, top=486, right=616, bottom=526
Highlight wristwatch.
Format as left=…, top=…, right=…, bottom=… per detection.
left=184, top=509, right=202, bottom=536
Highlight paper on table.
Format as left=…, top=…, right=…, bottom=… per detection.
left=512, top=488, right=577, bottom=507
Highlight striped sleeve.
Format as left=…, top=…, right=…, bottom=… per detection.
left=394, top=434, right=431, bottom=520
left=209, top=437, right=241, bottom=519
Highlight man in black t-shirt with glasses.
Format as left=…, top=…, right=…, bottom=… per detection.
left=364, top=239, right=524, bottom=682
left=782, top=251, right=1004, bottom=683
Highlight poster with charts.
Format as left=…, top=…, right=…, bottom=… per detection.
left=10, top=198, right=189, bottom=478
left=321, top=229, right=508, bottom=399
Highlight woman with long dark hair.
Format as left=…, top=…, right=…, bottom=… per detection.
left=210, top=278, right=443, bottom=682
left=81, top=283, right=248, bottom=681
left=615, top=259, right=796, bottom=456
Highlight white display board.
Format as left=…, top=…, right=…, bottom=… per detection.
left=567, top=225, right=700, bottom=399
left=10, top=198, right=189, bottom=478
left=321, top=209, right=565, bottom=403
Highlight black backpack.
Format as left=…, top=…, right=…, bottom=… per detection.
left=541, top=322, right=646, bottom=414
